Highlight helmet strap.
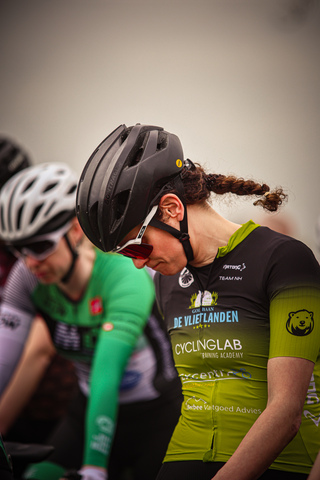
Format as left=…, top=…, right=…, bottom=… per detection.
left=61, top=233, right=79, bottom=283
left=150, top=217, right=194, bottom=262
left=150, top=176, right=194, bottom=262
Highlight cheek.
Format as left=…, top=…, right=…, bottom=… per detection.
left=151, top=233, right=186, bottom=263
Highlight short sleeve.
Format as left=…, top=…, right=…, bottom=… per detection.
left=268, top=239, right=320, bottom=362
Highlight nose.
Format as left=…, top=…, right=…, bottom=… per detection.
left=132, top=258, right=149, bottom=269
left=24, top=255, right=42, bottom=268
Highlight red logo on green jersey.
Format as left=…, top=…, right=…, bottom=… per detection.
left=89, top=297, right=103, bottom=315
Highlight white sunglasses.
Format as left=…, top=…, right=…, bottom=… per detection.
left=8, top=222, right=72, bottom=261
left=113, top=205, right=158, bottom=259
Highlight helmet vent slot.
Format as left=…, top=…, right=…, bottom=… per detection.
left=44, top=201, right=56, bottom=217
left=30, top=204, right=42, bottom=225
left=22, top=178, right=36, bottom=193
left=16, top=204, right=24, bottom=231
left=43, top=182, right=58, bottom=193
left=88, top=202, right=100, bottom=241
left=157, top=131, right=167, bottom=150
left=67, top=185, right=77, bottom=195
left=114, top=190, right=130, bottom=221
left=129, top=147, right=143, bottom=167
left=0, top=205, right=5, bottom=231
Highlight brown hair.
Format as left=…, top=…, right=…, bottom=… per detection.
left=174, top=163, right=287, bottom=212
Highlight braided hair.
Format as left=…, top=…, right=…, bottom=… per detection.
left=174, top=162, right=287, bottom=212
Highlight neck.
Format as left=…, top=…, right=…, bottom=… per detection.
left=58, top=241, right=95, bottom=300
left=187, top=203, right=241, bottom=268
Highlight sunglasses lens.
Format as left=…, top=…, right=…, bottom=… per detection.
left=120, top=243, right=153, bottom=260
left=28, top=240, right=56, bottom=255
left=11, top=239, right=56, bottom=259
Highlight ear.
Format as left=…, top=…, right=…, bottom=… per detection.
left=68, top=217, right=85, bottom=245
left=159, top=194, right=184, bottom=222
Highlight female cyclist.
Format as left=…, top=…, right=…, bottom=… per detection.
left=76, top=124, right=320, bottom=480
left=0, top=162, right=182, bottom=480
left=0, top=138, right=78, bottom=452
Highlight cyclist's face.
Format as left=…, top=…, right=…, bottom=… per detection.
left=24, top=235, right=74, bottom=284
left=128, top=225, right=187, bottom=276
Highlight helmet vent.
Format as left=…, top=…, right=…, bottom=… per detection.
left=67, top=185, right=77, bottom=195
left=0, top=204, right=4, bottom=231
left=43, top=182, right=58, bottom=193
left=114, top=190, right=130, bottom=221
left=16, top=204, right=24, bottom=231
left=129, top=147, right=143, bottom=167
left=88, top=202, right=100, bottom=240
left=157, top=131, right=167, bottom=150
left=30, top=204, right=42, bottom=226
left=44, top=201, right=56, bottom=217
left=22, top=178, right=36, bottom=194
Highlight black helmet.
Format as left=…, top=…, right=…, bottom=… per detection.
left=76, top=124, right=186, bottom=253
left=0, top=137, right=31, bottom=189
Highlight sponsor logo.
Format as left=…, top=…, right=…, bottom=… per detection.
left=174, top=310, right=239, bottom=329
left=0, top=314, right=21, bottom=330
left=304, top=410, right=320, bottom=427
left=184, top=396, right=260, bottom=415
left=219, top=275, right=244, bottom=281
left=102, top=322, right=114, bottom=332
left=54, top=323, right=81, bottom=350
left=189, top=290, right=218, bottom=308
left=180, top=366, right=251, bottom=384
left=120, top=370, right=142, bottom=390
left=306, top=374, right=320, bottom=405
left=286, top=309, right=314, bottom=336
left=89, top=297, right=103, bottom=315
left=90, top=433, right=111, bottom=455
left=179, top=267, right=194, bottom=288
left=219, top=263, right=246, bottom=281
left=175, top=337, right=242, bottom=355
left=91, top=416, right=114, bottom=455
left=223, top=263, right=246, bottom=272
left=96, top=416, right=114, bottom=434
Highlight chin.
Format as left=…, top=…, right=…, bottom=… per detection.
left=156, top=264, right=183, bottom=276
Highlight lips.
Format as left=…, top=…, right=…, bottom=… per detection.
left=33, top=270, right=48, bottom=279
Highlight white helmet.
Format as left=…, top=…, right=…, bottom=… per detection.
left=0, top=162, right=78, bottom=242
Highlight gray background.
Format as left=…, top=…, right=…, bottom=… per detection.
left=1, top=0, right=319, bottom=259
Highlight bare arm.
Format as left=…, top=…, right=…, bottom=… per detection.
left=212, top=356, right=314, bottom=480
left=0, top=315, right=56, bottom=435
left=308, top=450, right=320, bottom=480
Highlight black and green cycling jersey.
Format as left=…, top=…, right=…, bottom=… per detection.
left=0, top=249, right=181, bottom=470
left=154, top=221, right=320, bottom=475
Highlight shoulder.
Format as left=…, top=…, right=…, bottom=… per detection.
left=95, top=250, right=151, bottom=279
left=252, top=228, right=320, bottom=292
left=93, top=250, right=154, bottom=294
left=1, top=260, right=38, bottom=313
left=250, top=227, right=318, bottom=267
left=3, top=259, right=38, bottom=295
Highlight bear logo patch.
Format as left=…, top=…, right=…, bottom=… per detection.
left=286, top=309, right=314, bottom=336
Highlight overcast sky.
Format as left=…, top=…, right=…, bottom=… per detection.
left=1, top=0, right=319, bottom=258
